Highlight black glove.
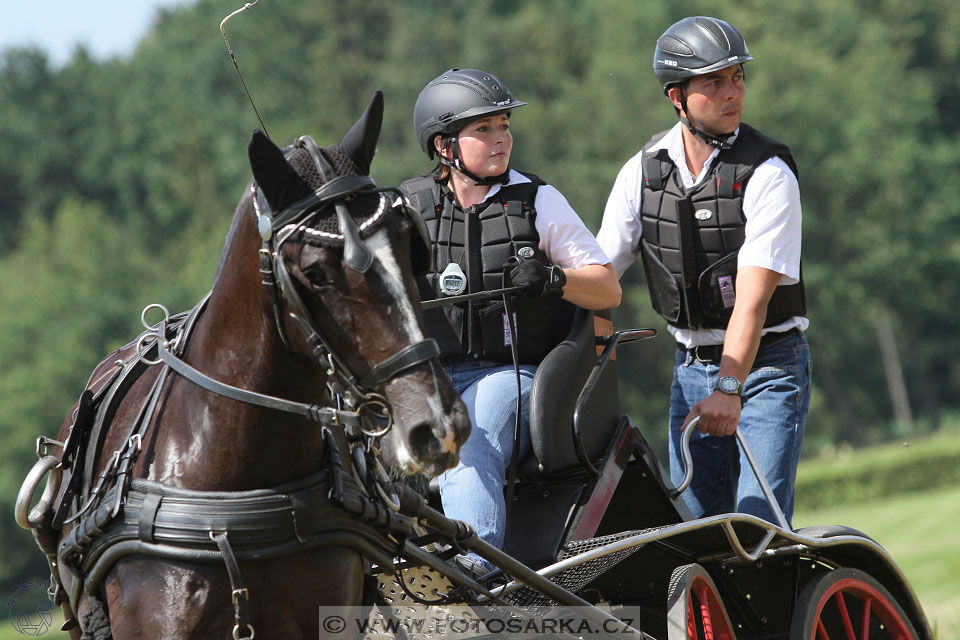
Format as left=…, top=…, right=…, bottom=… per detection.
left=504, top=256, right=566, bottom=299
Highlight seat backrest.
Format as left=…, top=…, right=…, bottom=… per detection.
left=526, top=306, right=620, bottom=474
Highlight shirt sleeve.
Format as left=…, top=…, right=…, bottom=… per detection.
left=533, top=184, right=611, bottom=269
left=597, top=151, right=645, bottom=277
left=739, top=156, right=803, bottom=284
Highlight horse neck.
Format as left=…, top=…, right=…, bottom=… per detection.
left=150, top=195, right=334, bottom=490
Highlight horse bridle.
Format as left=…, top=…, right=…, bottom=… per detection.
left=252, top=135, right=439, bottom=432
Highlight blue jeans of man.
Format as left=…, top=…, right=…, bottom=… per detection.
left=668, top=331, right=812, bottom=526
left=438, top=359, right=536, bottom=562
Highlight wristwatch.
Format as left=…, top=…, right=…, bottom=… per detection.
left=717, top=375, right=743, bottom=397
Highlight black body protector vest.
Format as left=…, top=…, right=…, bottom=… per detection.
left=639, top=123, right=806, bottom=330
left=402, top=172, right=573, bottom=365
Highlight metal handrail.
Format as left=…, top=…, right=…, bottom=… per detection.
left=671, top=417, right=791, bottom=530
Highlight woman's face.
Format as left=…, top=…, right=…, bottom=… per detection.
left=441, top=113, right=513, bottom=179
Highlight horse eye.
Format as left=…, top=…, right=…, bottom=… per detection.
left=297, top=246, right=340, bottom=288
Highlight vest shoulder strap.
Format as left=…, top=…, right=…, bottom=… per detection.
left=502, top=171, right=545, bottom=202
left=400, top=175, right=441, bottom=213
left=641, top=130, right=672, bottom=192
left=701, top=124, right=798, bottom=198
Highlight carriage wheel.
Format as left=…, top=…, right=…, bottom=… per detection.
left=790, top=567, right=919, bottom=640
left=666, top=564, right=738, bottom=640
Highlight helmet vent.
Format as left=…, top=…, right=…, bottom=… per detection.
left=658, top=35, right=694, bottom=57
left=696, top=17, right=730, bottom=51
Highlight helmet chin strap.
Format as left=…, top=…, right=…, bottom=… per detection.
left=440, top=136, right=510, bottom=186
left=678, top=90, right=735, bottom=151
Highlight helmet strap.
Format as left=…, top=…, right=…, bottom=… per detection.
left=678, top=90, right=735, bottom=151
left=440, top=136, right=511, bottom=186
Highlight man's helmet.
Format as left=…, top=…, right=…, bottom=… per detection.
left=653, top=16, right=754, bottom=96
left=413, top=69, right=527, bottom=159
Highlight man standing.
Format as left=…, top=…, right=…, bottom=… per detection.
left=598, top=16, right=811, bottom=526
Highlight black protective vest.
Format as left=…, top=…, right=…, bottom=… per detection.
left=402, top=173, right=572, bottom=364
left=639, top=124, right=806, bottom=330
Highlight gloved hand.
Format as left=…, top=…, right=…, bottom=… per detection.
left=503, top=256, right=566, bottom=299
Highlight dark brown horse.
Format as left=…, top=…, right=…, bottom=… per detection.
left=40, top=92, right=469, bottom=639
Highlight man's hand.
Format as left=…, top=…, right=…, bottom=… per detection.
left=683, top=391, right=742, bottom=437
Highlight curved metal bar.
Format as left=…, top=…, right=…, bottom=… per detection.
left=572, top=327, right=657, bottom=476
left=15, top=456, right=62, bottom=529
left=670, top=418, right=790, bottom=530
left=720, top=520, right=779, bottom=562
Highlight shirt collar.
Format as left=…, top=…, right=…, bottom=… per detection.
left=481, top=169, right=527, bottom=202
left=656, top=123, right=740, bottom=186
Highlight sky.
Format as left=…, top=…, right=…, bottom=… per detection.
left=1, top=0, right=190, bottom=67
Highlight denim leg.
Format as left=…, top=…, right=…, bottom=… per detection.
left=735, top=334, right=811, bottom=526
left=668, top=333, right=812, bottom=526
left=438, top=361, right=535, bottom=554
left=668, top=351, right=739, bottom=519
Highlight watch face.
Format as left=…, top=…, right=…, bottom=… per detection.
left=719, top=376, right=741, bottom=395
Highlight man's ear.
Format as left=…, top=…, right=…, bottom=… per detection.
left=667, top=86, right=685, bottom=114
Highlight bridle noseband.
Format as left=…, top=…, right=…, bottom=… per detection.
left=252, top=135, right=439, bottom=430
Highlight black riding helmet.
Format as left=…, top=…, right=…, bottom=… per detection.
left=653, top=17, right=753, bottom=149
left=413, top=68, right=526, bottom=184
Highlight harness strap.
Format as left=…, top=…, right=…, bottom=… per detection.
left=156, top=342, right=366, bottom=428
left=269, top=174, right=376, bottom=231
left=359, top=338, right=440, bottom=388
left=211, top=532, right=254, bottom=640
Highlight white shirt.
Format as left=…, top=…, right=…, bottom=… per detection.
left=597, top=123, right=808, bottom=347
left=484, top=169, right=610, bottom=270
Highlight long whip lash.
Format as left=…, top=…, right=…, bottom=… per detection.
left=220, top=1, right=270, bottom=138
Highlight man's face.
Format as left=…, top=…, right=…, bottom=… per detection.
left=670, top=64, right=746, bottom=135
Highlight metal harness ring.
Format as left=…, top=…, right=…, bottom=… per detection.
left=357, top=396, right=393, bottom=438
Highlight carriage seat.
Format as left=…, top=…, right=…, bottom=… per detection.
left=521, top=304, right=621, bottom=476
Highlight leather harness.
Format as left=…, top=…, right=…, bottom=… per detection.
left=47, top=137, right=441, bottom=640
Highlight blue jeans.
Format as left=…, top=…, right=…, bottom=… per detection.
left=438, top=359, right=536, bottom=560
left=668, top=331, right=812, bottom=526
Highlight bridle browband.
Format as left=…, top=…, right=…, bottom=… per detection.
left=250, top=134, right=440, bottom=426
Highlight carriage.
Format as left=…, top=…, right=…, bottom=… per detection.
left=364, top=301, right=933, bottom=640
left=13, top=90, right=931, bottom=640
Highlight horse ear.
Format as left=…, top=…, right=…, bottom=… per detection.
left=248, top=129, right=304, bottom=211
left=339, top=90, right=383, bottom=175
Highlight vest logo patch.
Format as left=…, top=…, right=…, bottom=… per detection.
left=694, top=209, right=713, bottom=221
left=718, top=275, right=736, bottom=309
left=502, top=312, right=518, bottom=346
left=518, top=246, right=535, bottom=258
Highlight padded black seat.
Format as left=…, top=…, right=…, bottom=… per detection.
left=523, top=305, right=621, bottom=475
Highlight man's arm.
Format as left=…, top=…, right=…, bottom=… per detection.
left=682, top=266, right=783, bottom=436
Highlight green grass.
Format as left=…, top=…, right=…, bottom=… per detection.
left=794, top=484, right=960, bottom=639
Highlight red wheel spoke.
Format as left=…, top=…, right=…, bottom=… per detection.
left=687, top=598, right=696, bottom=640
left=817, top=618, right=831, bottom=640
left=861, top=597, right=871, bottom=640
left=696, top=585, right=715, bottom=640
left=833, top=591, right=856, bottom=640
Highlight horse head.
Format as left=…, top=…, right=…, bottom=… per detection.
left=246, top=91, right=469, bottom=477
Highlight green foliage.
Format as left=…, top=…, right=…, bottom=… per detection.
left=794, top=424, right=960, bottom=511
left=1, top=0, right=960, bottom=597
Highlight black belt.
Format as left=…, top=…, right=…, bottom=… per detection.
left=678, top=328, right=801, bottom=364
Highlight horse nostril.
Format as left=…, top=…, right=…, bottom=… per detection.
left=408, top=422, right=440, bottom=461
